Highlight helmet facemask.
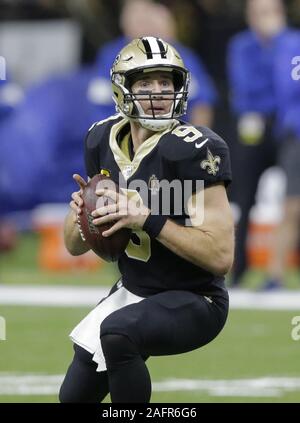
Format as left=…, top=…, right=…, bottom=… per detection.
left=111, top=38, right=190, bottom=131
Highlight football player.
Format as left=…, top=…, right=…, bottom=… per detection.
left=60, top=37, right=234, bottom=403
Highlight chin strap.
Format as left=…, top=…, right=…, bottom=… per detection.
left=133, top=98, right=175, bottom=131
left=138, top=117, right=175, bottom=132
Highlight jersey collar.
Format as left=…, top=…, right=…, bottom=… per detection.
left=109, top=117, right=178, bottom=180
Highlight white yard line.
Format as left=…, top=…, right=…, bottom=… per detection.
left=229, top=289, right=300, bottom=310
left=0, top=285, right=108, bottom=307
left=0, top=374, right=300, bottom=397
left=153, top=377, right=300, bottom=397
left=0, top=285, right=300, bottom=310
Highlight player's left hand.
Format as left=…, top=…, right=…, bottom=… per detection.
left=92, top=188, right=150, bottom=237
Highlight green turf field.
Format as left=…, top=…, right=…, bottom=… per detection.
left=1, top=232, right=300, bottom=403
left=0, top=306, right=299, bottom=403
left=0, top=232, right=120, bottom=286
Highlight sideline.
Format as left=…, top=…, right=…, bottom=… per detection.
left=0, top=285, right=300, bottom=310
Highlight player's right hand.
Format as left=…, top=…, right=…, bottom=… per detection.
left=70, top=174, right=87, bottom=215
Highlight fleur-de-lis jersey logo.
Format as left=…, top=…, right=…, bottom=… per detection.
left=200, top=148, right=221, bottom=176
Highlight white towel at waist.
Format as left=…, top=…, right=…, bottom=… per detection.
left=69, top=284, right=144, bottom=372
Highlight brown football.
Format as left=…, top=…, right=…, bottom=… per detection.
left=77, top=174, right=131, bottom=262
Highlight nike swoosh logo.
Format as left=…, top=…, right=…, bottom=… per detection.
left=195, top=138, right=209, bottom=149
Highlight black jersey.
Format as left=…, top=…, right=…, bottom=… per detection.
left=84, top=114, right=232, bottom=298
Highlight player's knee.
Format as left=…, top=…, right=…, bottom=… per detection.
left=101, top=333, right=139, bottom=366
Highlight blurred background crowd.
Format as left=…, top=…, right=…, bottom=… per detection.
left=0, top=0, right=300, bottom=289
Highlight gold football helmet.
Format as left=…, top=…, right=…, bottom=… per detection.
left=110, top=37, right=190, bottom=131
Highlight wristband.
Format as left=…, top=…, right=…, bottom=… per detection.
left=142, top=213, right=168, bottom=238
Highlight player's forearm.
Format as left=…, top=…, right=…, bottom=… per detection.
left=63, top=210, right=90, bottom=256
left=157, top=219, right=234, bottom=276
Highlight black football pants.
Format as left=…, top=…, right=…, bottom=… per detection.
left=59, top=290, right=228, bottom=403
